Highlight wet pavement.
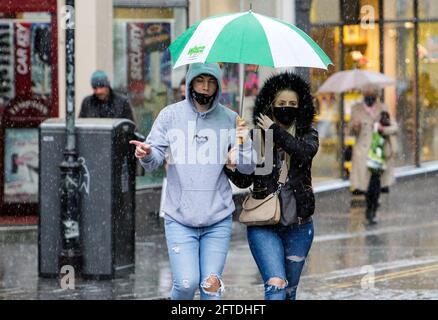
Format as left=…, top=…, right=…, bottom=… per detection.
left=1, top=171, right=438, bottom=300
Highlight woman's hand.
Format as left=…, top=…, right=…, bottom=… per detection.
left=256, top=114, right=274, bottom=130
left=226, top=147, right=237, bottom=171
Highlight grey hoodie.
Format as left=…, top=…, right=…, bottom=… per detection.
left=140, top=63, right=256, bottom=227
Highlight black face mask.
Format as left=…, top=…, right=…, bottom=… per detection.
left=191, top=89, right=216, bottom=105
left=272, top=107, right=298, bottom=126
left=364, top=95, right=377, bottom=107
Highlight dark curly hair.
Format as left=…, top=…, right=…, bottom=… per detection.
left=253, top=72, right=316, bottom=131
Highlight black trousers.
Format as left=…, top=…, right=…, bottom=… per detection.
left=366, top=172, right=381, bottom=219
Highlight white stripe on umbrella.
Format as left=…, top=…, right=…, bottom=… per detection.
left=253, top=13, right=327, bottom=69
left=173, top=12, right=247, bottom=68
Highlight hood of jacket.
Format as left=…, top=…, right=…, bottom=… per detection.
left=253, top=72, right=316, bottom=132
left=185, top=62, right=223, bottom=116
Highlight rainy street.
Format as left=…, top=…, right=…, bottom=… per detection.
left=1, top=0, right=438, bottom=303
left=1, top=170, right=438, bottom=300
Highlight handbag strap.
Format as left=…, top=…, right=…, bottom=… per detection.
left=250, top=159, right=289, bottom=196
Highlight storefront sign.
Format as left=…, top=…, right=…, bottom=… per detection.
left=6, top=98, right=50, bottom=117
left=144, top=23, right=170, bottom=52
left=14, top=23, right=32, bottom=98
left=0, top=23, right=14, bottom=103
left=128, top=23, right=144, bottom=82
left=127, top=23, right=145, bottom=106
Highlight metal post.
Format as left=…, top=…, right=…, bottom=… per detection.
left=59, top=0, right=82, bottom=275
left=413, top=0, right=421, bottom=167
left=379, top=0, right=385, bottom=104
left=295, top=0, right=311, bottom=81
left=339, top=2, right=346, bottom=180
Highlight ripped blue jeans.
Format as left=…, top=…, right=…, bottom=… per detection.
left=164, top=215, right=232, bottom=300
left=247, top=220, right=314, bottom=300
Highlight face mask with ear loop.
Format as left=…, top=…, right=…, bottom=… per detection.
left=191, top=89, right=216, bottom=105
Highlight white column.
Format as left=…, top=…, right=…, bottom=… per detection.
left=278, top=0, right=295, bottom=25
left=189, top=0, right=202, bottom=25
left=57, top=0, right=66, bottom=119
left=75, top=0, right=113, bottom=116
left=58, top=0, right=113, bottom=118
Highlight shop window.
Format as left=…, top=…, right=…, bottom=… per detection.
left=0, top=12, right=53, bottom=110
left=113, top=7, right=187, bottom=186
left=310, top=27, right=342, bottom=181
left=0, top=6, right=58, bottom=215
left=384, top=0, right=414, bottom=20
left=310, top=0, right=340, bottom=24
left=384, top=23, right=416, bottom=166
left=419, top=23, right=438, bottom=162
left=419, top=0, right=438, bottom=20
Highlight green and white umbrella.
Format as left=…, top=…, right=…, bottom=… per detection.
left=169, top=10, right=333, bottom=70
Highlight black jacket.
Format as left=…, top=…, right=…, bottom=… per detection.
left=79, top=90, right=135, bottom=123
left=226, top=72, right=319, bottom=219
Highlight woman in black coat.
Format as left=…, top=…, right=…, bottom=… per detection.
left=226, top=72, right=319, bottom=300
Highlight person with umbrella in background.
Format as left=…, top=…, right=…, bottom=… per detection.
left=130, top=62, right=256, bottom=300
left=350, top=85, right=398, bottom=225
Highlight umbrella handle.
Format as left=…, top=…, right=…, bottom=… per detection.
left=239, top=63, right=245, bottom=116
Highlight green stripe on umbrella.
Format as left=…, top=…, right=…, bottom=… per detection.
left=207, top=12, right=274, bottom=66
left=169, top=10, right=333, bottom=70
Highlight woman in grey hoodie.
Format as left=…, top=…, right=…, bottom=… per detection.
left=130, top=62, right=256, bottom=300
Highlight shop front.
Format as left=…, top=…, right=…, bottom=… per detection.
left=112, top=0, right=188, bottom=187
left=300, top=0, right=438, bottom=182
left=0, top=0, right=58, bottom=215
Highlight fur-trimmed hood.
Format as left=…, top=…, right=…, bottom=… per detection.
left=253, top=72, right=316, bottom=132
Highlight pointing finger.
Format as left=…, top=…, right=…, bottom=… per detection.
left=129, top=140, right=144, bottom=147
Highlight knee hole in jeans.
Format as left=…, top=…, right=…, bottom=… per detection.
left=266, top=277, right=287, bottom=289
left=201, top=274, right=224, bottom=295
left=286, top=255, right=306, bottom=262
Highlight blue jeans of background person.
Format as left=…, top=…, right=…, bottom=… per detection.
left=164, top=215, right=232, bottom=300
left=247, top=220, right=314, bottom=300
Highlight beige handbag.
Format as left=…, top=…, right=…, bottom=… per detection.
left=239, top=161, right=288, bottom=226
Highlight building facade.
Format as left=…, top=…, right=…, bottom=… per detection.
left=300, top=0, right=438, bottom=181
left=1, top=0, right=437, bottom=214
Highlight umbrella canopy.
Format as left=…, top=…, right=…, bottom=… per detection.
left=169, top=10, right=333, bottom=70
left=317, top=69, right=396, bottom=94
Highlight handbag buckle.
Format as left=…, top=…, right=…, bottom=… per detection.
left=276, top=182, right=284, bottom=194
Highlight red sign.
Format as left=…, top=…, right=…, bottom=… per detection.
left=14, top=23, right=32, bottom=99
left=127, top=23, right=145, bottom=106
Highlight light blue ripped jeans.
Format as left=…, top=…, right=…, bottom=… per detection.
left=164, top=215, right=232, bottom=300
left=247, top=220, right=314, bottom=300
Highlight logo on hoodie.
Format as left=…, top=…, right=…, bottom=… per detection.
left=188, top=45, right=206, bottom=58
